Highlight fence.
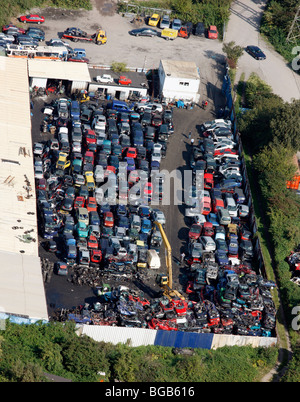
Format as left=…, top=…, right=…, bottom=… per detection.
left=222, top=71, right=267, bottom=277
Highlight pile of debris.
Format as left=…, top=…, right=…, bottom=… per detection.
left=50, top=284, right=276, bottom=336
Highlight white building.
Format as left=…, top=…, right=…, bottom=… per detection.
left=158, top=59, right=201, bottom=103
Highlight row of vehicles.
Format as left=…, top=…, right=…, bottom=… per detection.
left=1, top=23, right=101, bottom=62
left=146, top=14, right=218, bottom=39
left=180, top=118, right=277, bottom=336
left=34, top=96, right=174, bottom=277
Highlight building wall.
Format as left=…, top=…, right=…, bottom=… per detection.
left=158, top=63, right=200, bottom=102
left=88, top=82, right=148, bottom=100
left=30, top=77, right=47, bottom=89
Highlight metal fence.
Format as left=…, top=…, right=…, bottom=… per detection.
left=222, top=71, right=267, bottom=278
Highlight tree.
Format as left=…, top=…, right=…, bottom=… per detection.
left=222, top=41, right=244, bottom=68
left=111, top=61, right=128, bottom=74
left=270, top=99, right=300, bottom=150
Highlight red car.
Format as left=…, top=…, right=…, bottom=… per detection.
left=19, top=14, right=45, bottom=24
left=188, top=224, right=202, bottom=241
left=126, top=147, right=137, bottom=159
left=2, top=24, right=25, bottom=34
left=118, top=76, right=132, bottom=85
left=67, top=55, right=89, bottom=63
left=86, top=196, right=97, bottom=212
left=208, top=25, right=218, bottom=39
left=103, top=211, right=114, bottom=227
left=87, top=235, right=98, bottom=250
left=202, top=222, right=214, bottom=237
left=74, top=196, right=85, bottom=209
left=90, top=249, right=102, bottom=265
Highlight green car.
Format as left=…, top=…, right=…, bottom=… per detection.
left=75, top=221, right=88, bottom=238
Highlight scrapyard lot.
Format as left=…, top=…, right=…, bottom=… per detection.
left=28, top=4, right=277, bottom=335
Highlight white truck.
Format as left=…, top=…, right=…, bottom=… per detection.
left=147, top=249, right=161, bottom=269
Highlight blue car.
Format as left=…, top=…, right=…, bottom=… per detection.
left=89, top=211, right=100, bottom=226
left=228, top=238, right=239, bottom=256
left=141, top=218, right=152, bottom=235
left=125, top=157, right=135, bottom=171
left=118, top=216, right=130, bottom=229
left=207, top=213, right=219, bottom=227
left=215, top=250, right=229, bottom=266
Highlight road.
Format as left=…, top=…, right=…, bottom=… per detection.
left=224, top=0, right=300, bottom=102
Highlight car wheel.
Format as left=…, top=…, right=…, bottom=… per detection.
left=38, top=22, right=40, bottom=24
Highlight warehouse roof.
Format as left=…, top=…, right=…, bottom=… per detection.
left=160, top=59, right=200, bottom=80
left=28, top=59, right=91, bottom=82
left=0, top=56, right=48, bottom=322
left=0, top=56, right=38, bottom=256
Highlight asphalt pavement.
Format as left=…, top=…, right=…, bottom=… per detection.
left=225, top=0, right=300, bottom=102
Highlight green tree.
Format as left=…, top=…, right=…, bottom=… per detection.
left=222, top=41, right=244, bottom=68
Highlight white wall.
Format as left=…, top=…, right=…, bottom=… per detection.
left=158, top=62, right=201, bottom=102
left=30, top=77, right=47, bottom=89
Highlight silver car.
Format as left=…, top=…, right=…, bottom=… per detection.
left=160, top=15, right=170, bottom=29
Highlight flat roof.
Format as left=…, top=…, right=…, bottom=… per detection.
left=0, top=56, right=48, bottom=321
left=160, top=59, right=200, bottom=80
left=88, top=67, right=148, bottom=89
left=0, top=56, right=38, bottom=256
left=28, top=59, right=91, bottom=82
left=0, top=251, right=48, bottom=321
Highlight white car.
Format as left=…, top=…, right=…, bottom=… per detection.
left=151, top=143, right=162, bottom=163
left=33, top=142, right=44, bottom=156
left=72, top=141, right=81, bottom=153
left=135, top=102, right=163, bottom=113
left=96, top=74, right=113, bottom=84
left=92, top=114, right=106, bottom=130
left=34, top=161, right=44, bottom=179
left=151, top=209, right=166, bottom=226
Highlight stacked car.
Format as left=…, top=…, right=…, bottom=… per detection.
left=183, top=118, right=276, bottom=336
left=34, top=96, right=174, bottom=280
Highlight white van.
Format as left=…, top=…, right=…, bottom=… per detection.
left=224, top=194, right=237, bottom=217
left=199, top=236, right=216, bottom=252
left=147, top=249, right=161, bottom=269
left=218, top=207, right=231, bottom=225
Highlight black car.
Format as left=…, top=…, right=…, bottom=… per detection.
left=246, top=45, right=266, bottom=60
left=194, top=22, right=205, bottom=37
left=129, top=28, right=158, bottom=37
left=26, top=27, right=45, bottom=41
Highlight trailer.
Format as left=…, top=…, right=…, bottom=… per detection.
left=62, top=27, right=107, bottom=45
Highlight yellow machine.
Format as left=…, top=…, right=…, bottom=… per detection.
left=95, top=29, right=107, bottom=45
left=154, top=221, right=185, bottom=301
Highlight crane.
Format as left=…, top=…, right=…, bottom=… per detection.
left=154, top=221, right=185, bottom=301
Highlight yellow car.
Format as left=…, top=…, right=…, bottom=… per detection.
left=148, top=14, right=160, bottom=27
left=56, top=151, right=70, bottom=171
left=85, top=171, right=95, bottom=191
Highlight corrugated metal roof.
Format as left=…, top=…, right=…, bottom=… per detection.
left=78, top=325, right=157, bottom=347
left=28, top=59, right=90, bottom=82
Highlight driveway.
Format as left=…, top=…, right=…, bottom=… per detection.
left=224, top=0, right=300, bottom=102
